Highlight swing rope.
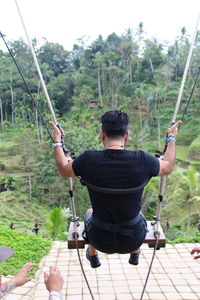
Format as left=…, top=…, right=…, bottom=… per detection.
left=139, top=234, right=159, bottom=300
left=14, top=0, right=57, bottom=124
left=172, top=11, right=200, bottom=124
left=181, top=67, right=200, bottom=122
left=1, top=2, right=95, bottom=298
left=1, top=2, right=200, bottom=300
left=139, top=12, right=200, bottom=300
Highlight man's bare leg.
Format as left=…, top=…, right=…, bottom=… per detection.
left=131, top=249, right=140, bottom=254
left=88, top=244, right=98, bottom=256
left=86, top=208, right=98, bottom=256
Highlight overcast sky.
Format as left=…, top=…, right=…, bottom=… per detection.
left=0, top=0, right=200, bottom=51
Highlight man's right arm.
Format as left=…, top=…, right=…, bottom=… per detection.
left=49, top=121, right=76, bottom=178
left=158, top=120, right=182, bottom=176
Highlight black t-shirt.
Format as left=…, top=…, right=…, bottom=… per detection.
left=72, top=149, right=159, bottom=224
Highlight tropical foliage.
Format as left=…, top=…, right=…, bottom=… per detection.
left=0, top=26, right=200, bottom=241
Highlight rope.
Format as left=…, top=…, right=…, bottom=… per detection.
left=155, top=9, right=200, bottom=232
left=76, top=242, right=95, bottom=300
left=9, top=3, right=200, bottom=299
left=140, top=13, right=200, bottom=300
left=139, top=234, right=159, bottom=300
left=14, top=0, right=78, bottom=221
left=0, top=31, right=54, bottom=142
left=1, top=28, right=92, bottom=298
left=172, top=11, right=200, bottom=123
left=13, top=4, right=96, bottom=299
left=68, top=178, right=78, bottom=221
left=5, top=1, right=90, bottom=296
left=155, top=173, right=166, bottom=228
left=14, top=0, right=57, bottom=124
left=181, top=67, right=200, bottom=122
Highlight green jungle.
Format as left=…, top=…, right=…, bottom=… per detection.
left=0, top=26, right=200, bottom=251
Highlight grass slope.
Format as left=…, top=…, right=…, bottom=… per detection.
left=0, top=191, right=51, bottom=234
left=176, top=145, right=200, bottom=167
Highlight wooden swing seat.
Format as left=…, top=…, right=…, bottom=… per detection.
left=68, top=221, right=166, bottom=250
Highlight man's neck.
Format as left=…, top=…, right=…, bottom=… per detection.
left=105, top=141, right=125, bottom=150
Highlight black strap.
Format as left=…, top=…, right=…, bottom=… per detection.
left=91, top=214, right=141, bottom=235
left=80, top=178, right=150, bottom=195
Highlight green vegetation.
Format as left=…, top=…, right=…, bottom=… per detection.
left=188, top=137, right=200, bottom=160
left=47, top=207, right=71, bottom=240
left=0, top=189, right=51, bottom=233
left=0, top=227, right=51, bottom=276
left=0, top=27, right=200, bottom=244
left=176, top=145, right=200, bottom=167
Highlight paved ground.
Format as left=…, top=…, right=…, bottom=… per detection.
left=2, top=241, right=200, bottom=300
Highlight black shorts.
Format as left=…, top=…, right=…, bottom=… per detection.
left=83, top=213, right=148, bottom=254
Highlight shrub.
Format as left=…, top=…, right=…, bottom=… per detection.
left=0, top=161, right=5, bottom=170
left=0, top=175, right=15, bottom=192
left=47, top=207, right=71, bottom=240
left=0, top=227, right=51, bottom=276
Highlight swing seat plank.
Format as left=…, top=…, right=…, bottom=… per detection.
left=144, top=221, right=166, bottom=249
left=68, top=221, right=166, bottom=249
left=68, top=222, right=86, bottom=249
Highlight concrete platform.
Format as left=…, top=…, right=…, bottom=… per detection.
left=2, top=241, right=200, bottom=300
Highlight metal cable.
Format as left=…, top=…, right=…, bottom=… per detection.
left=141, top=15, right=200, bottom=300
left=14, top=0, right=79, bottom=233
left=181, top=68, right=200, bottom=122
left=0, top=31, right=54, bottom=142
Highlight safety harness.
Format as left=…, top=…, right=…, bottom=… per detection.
left=80, top=177, right=150, bottom=194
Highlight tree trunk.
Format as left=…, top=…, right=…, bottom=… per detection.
left=28, top=175, right=32, bottom=201
left=157, top=110, right=161, bottom=149
left=35, top=82, right=41, bottom=143
left=149, top=59, right=157, bottom=86
left=129, top=59, right=132, bottom=83
left=10, top=84, right=14, bottom=124
left=97, top=62, right=103, bottom=106
left=137, top=96, right=143, bottom=130
left=10, top=70, right=14, bottom=124
left=0, top=98, right=4, bottom=133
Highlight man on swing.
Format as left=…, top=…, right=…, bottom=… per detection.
left=50, top=110, right=181, bottom=268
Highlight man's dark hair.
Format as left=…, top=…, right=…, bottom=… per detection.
left=101, top=110, right=129, bottom=138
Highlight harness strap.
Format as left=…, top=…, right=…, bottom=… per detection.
left=80, top=178, right=150, bottom=195
left=91, top=214, right=141, bottom=236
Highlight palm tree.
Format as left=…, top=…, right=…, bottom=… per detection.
left=184, top=167, right=200, bottom=230
left=48, top=207, right=68, bottom=240
left=0, top=98, right=3, bottom=132
left=93, top=53, right=103, bottom=106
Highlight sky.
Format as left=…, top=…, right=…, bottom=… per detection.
left=0, top=0, right=200, bottom=51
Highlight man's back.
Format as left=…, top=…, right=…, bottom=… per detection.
left=72, top=149, right=159, bottom=223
